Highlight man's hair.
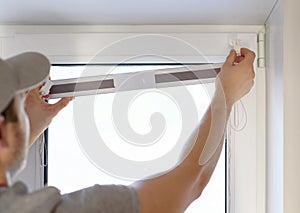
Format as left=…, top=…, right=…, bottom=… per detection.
left=1, top=99, right=18, bottom=122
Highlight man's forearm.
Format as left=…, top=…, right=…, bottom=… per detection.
left=178, top=92, right=232, bottom=200
left=184, top=91, right=232, bottom=167
left=134, top=95, right=233, bottom=213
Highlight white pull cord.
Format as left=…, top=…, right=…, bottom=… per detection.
left=230, top=100, right=247, bottom=132
left=230, top=39, right=248, bottom=132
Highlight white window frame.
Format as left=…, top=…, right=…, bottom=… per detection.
left=0, top=25, right=266, bottom=213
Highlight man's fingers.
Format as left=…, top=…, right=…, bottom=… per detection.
left=224, top=49, right=237, bottom=65
left=235, top=55, right=245, bottom=63
left=224, top=48, right=255, bottom=67
left=240, top=48, right=256, bottom=64
left=50, top=97, right=72, bottom=115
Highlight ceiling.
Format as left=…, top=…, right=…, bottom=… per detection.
left=0, top=0, right=277, bottom=25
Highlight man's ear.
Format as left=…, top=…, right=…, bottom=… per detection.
left=0, top=115, right=9, bottom=166
left=0, top=115, right=6, bottom=146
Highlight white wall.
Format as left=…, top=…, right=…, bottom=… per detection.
left=267, top=0, right=300, bottom=212
left=266, top=0, right=284, bottom=212
left=283, top=0, right=300, bottom=212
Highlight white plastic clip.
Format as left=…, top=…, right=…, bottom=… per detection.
left=230, top=39, right=242, bottom=56
left=39, top=79, right=54, bottom=96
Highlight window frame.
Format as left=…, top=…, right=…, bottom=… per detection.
left=0, top=25, right=265, bottom=213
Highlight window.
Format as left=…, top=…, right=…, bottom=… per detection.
left=5, top=26, right=262, bottom=213
left=48, top=64, right=225, bottom=212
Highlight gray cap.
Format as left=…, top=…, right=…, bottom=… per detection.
left=0, top=52, right=50, bottom=113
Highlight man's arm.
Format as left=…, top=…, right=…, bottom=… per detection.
left=25, top=85, right=72, bottom=146
left=132, top=48, right=256, bottom=213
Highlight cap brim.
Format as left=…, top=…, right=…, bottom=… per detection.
left=5, top=52, right=50, bottom=93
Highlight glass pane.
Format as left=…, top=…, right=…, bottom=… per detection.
left=48, top=65, right=225, bottom=212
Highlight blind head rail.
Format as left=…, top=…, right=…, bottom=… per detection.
left=47, top=63, right=222, bottom=99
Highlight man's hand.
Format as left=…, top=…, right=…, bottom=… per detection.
left=216, top=48, right=256, bottom=108
left=25, top=85, right=72, bottom=146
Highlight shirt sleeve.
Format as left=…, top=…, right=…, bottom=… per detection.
left=52, top=185, right=140, bottom=213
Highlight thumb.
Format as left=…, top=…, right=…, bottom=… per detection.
left=50, top=97, right=72, bottom=116
left=224, top=49, right=237, bottom=66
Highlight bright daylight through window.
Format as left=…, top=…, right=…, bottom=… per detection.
left=47, top=64, right=225, bottom=212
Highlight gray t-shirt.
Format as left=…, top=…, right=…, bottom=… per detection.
left=0, top=182, right=140, bottom=213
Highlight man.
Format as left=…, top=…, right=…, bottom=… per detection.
left=0, top=49, right=255, bottom=212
